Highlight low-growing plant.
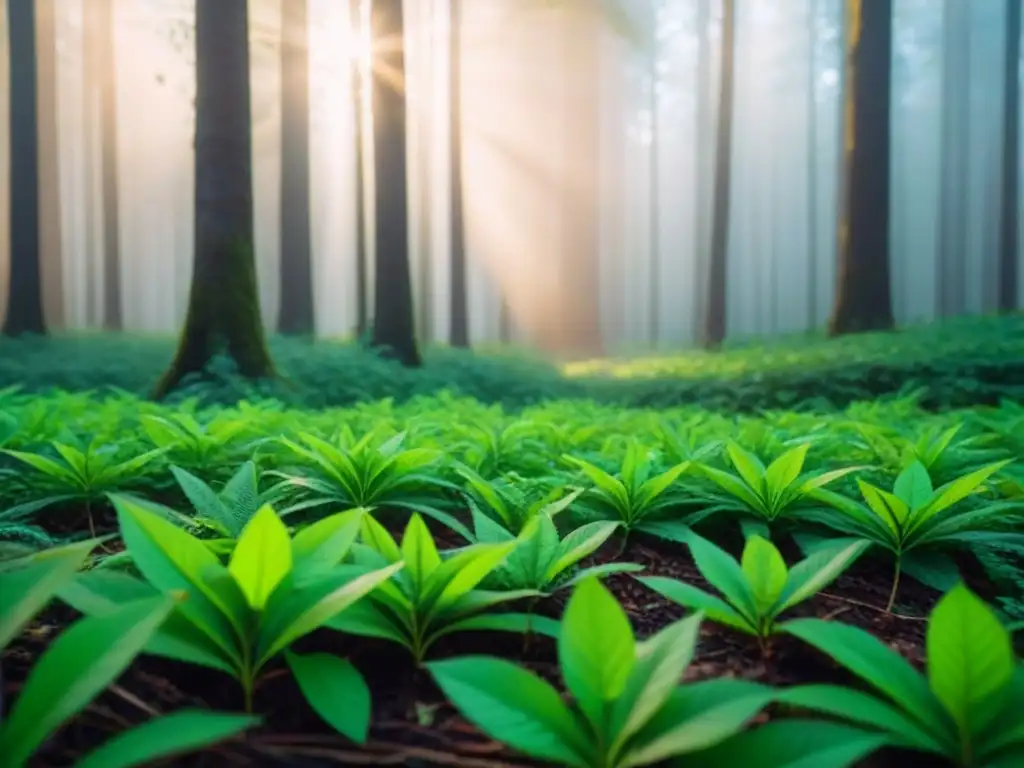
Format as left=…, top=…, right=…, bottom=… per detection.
left=638, top=532, right=868, bottom=649
left=58, top=496, right=400, bottom=742
left=428, top=577, right=775, bottom=767
left=780, top=584, right=1024, bottom=767
left=457, top=463, right=579, bottom=535
left=327, top=513, right=558, bottom=663
left=140, top=410, right=255, bottom=473
left=804, top=459, right=1020, bottom=610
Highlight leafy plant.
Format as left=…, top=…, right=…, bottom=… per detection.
left=780, top=584, right=1024, bottom=767
left=58, top=496, right=400, bottom=742
left=804, top=459, right=1019, bottom=610
left=428, top=578, right=775, bottom=767
left=140, top=410, right=254, bottom=473
left=457, top=463, right=579, bottom=535
left=638, top=532, right=868, bottom=649
left=327, top=513, right=558, bottom=663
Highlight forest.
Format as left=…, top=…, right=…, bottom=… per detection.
left=0, top=0, right=1023, bottom=766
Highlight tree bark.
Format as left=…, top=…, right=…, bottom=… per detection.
left=350, top=0, right=369, bottom=338
left=448, top=0, right=469, bottom=348
left=701, top=0, right=735, bottom=349
left=155, top=0, right=274, bottom=396
left=828, top=0, right=895, bottom=336
left=369, top=0, right=420, bottom=366
left=2, top=0, right=45, bottom=337
left=999, top=0, right=1021, bottom=313
left=278, top=0, right=314, bottom=335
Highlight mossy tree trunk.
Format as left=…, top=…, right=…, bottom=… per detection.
left=701, top=0, right=735, bottom=350
left=155, top=0, right=274, bottom=397
left=828, top=0, right=895, bottom=336
left=449, top=0, right=469, bottom=348
left=369, top=0, right=421, bottom=366
left=2, top=0, right=45, bottom=337
left=999, top=0, right=1021, bottom=313
left=278, top=0, right=315, bottom=335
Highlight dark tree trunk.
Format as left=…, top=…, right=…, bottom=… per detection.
left=828, top=0, right=895, bottom=336
left=449, top=0, right=469, bottom=348
left=701, top=0, right=735, bottom=349
left=999, top=0, right=1021, bottom=313
left=86, top=0, right=122, bottom=330
left=369, top=0, right=420, bottom=366
left=278, top=0, right=314, bottom=335
left=2, top=0, right=45, bottom=337
left=155, top=0, right=274, bottom=397
left=350, top=0, right=369, bottom=338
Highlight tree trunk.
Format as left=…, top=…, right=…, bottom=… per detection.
left=999, top=0, right=1021, bottom=313
left=278, top=0, right=314, bottom=335
left=701, top=0, right=735, bottom=349
left=369, top=0, right=420, bottom=366
left=155, top=0, right=274, bottom=396
left=2, top=0, right=45, bottom=337
left=350, top=0, right=369, bottom=338
left=828, top=0, right=895, bottom=336
left=448, top=0, right=469, bottom=348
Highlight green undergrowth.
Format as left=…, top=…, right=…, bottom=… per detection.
left=1, top=313, right=1022, bottom=411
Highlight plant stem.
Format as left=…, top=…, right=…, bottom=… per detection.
left=885, top=558, right=902, bottom=613
left=242, top=676, right=254, bottom=713
left=85, top=498, right=97, bottom=540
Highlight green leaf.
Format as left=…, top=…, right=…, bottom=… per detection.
left=359, top=514, right=403, bottom=563
left=764, top=444, right=809, bottom=497
left=688, top=719, right=888, bottom=768
left=894, top=461, right=933, bottom=511
left=0, top=539, right=96, bottom=648
left=637, top=576, right=754, bottom=634
left=634, top=460, right=691, bottom=510
left=171, top=465, right=233, bottom=533
left=0, top=596, right=175, bottom=767
left=740, top=536, right=788, bottom=615
left=559, top=578, right=635, bottom=731
left=286, top=651, right=371, bottom=744
left=229, top=504, right=293, bottom=610
left=858, top=480, right=909, bottom=534
left=401, top=514, right=442, bottom=595
left=777, top=539, right=869, bottom=613
left=290, top=508, right=366, bottom=583
left=427, top=656, right=591, bottom=767
left=427, top=541, right=518, bottom=617
left=545, top=520, right=620, bottom=582
left=925, top=461, right=1012, bottom=517
left=726, top=442, right=766, bottom=491
left=927, top=584, right=1015, bottom=739
left=74, top=711, right=259, bottom=768
left=686, top=532, right=758, bottom=624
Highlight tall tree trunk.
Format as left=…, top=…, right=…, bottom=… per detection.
left=278, top=0, right=314, bottom=335
left=155, top=0, right=274, bottom=396
left=828, top=0, right=895, bottom=336
left=2, top=0, right=45, bottom=337
left=448, top=0, right=469, bottom=348
left=350, top=0, right=369, bottom=338
left=701, top=0, right=735, bottom=349
left=86, top=0, right=122, bottom=330
left=369, top=0, right=420, bottom=366
left=999, top=0, right=1021, bottom=312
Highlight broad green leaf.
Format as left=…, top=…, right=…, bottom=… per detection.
left=229, top=504, right=292, bottom=610
left=0, top=596, right=175, bottom=767
left=927, top=584, right=1015, bottom=738
left=686, top=532, right=759, bottom=624
left=638, top=576, right=753, bottom=634
left=564, top=455, right=632, bottom=513
left=894, top=462, right=933, bottom=511
left=559, top=578, right=635, bottom=729
left=925, top=461, right=1012, bottom=517
left=286, top=651, right=371, bottom=744
left=171, top=466, right=233, bottom=533
left=545, top=521, right=619, bottom=582
left=400, top=514, right=442, bottom=595
left=634, top=461, right=691, bottom=510
left=797, top=465, right=862, bottom=493
left=740, top=536, right=788, bottom=615
left=0, top=539, right=96, bottom=648
left=290, top=508, right=366, bottom=582
left=428, top=656, right=591, bottom=767
left=358, top=514, right=402, bottom=563
left=764, top=444, right=809, bottom=497
left=427, top=541, right=518, bottom=616
left=726, top=442, right=766, bottom=492
left=688, top=719, right=888, bottom=768
left=324, top=598, right=409, bottom=644
left=699, top=465, right=766, bottom=514
left=74, top=711, right=259, bottom=768
left=777, top=539, right=869, bottom=613
left=857, top=480, right=909, bottom=535
left=439, top=612, right=562, bottom=640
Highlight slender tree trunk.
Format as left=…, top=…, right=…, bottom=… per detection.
left=278, top=0, right=314, bottom=335
left=701, top=0, right=735, bottom=349
left=2, top=0, right=45, bottom=337
left=369, top=0, right=420, bottom=366
left=648, top=3, right=660, bottom=346
left=449, top=0, right=469, bottom=348
left=828, top=0, right=895, bottom=336
left=155, top=0, right=274, bottom=396
left=350, top=0, right=369, bottom=338
left=999, top=0, right=1021, bottom=312
left=807, top=0, right=819, bottom=328
left=36, top=0, right=62, bottom=329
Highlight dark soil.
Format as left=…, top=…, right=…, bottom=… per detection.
left=4, top=515, right=950, bottom=767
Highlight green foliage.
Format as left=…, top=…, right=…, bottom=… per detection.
left=457, top=463, right=577, bottom=534
left=639, top=533, right=868, bottom=644
left=428, top=578, right=775, bottom=767
left=781, top=584, right=1024, bottom=767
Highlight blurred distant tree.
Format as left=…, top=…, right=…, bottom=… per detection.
left=701, top=0, right=735, bottom=349
left=449, top=0, right=469, bottom=348
left=351, top=0, right=369, bottom=337
left=828, top=0, right=895, bottom=336
left=2, top=0, right=45, bottom=337
left=84, top=0, right=122, bottom=330
left=155, top=0, right=275, bottom=396
left=278, top=0, right=315, bottom=335
left=369, top=0, right=421, bottom=366
left=999, top=0, right=1020, bottom=313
